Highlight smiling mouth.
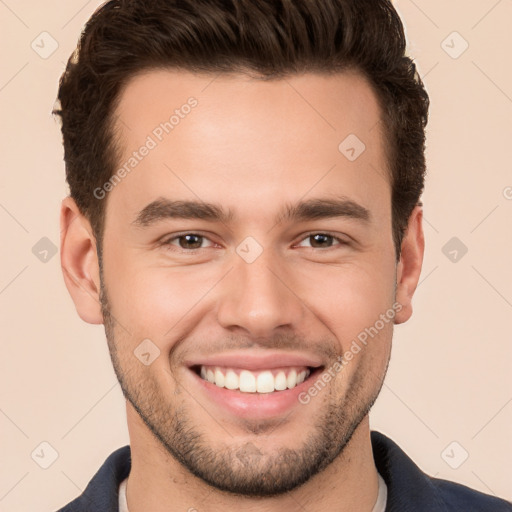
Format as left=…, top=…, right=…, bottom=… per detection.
left=190, top=365, right=324, bottom=394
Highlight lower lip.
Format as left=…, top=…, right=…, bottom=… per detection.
left=187, top=367, right=324, bottom=419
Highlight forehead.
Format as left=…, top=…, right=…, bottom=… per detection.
left=114, top=68, right=384, bottom=142
left=107, top=68, right=390, bottom=227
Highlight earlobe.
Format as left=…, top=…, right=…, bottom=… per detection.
left=394, top=205, right=425, bottom=325
left=60, top=196, right=104, bottom=324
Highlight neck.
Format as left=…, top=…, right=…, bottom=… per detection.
left=125, top=403, right=379, bottom=512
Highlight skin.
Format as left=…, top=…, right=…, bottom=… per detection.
left=60, top=69, right=424, bottom=512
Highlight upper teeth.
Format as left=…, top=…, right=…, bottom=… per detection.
left=199, top=366, right=310, bottom=393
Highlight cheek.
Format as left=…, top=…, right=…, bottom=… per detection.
left=105, top=262, right=218, bottom=344
left=297, top=261, right=396, bottom=349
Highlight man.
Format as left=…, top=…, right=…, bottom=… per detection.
left=54, top=0, right=511, bottom=511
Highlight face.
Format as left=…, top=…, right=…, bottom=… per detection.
left=92, top=69, right=408, bottom=496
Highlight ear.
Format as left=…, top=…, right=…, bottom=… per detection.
left=60, top=196, right=103, bottom=324
left=394, top=205, right=425, bottom=325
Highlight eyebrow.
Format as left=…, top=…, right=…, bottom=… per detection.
left=131, top=196, right=371, bottom=228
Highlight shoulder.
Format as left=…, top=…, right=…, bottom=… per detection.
left=56, top=445, right=131, bottom=512
left=370, top=431, right=512, bottom=511
left=430, top=476, right=512, bottom=511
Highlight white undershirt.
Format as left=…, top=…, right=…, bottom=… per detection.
left=118, top=472, right=387, bottom=512
left=373, top=473, right=388, bottom=512
left=118, top=477, right=128, bottom=512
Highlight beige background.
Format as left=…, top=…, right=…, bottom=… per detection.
left=1, top=1, right=511, bottom=510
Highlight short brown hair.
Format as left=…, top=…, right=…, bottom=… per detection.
left=53, top=0, right=429, bottom=262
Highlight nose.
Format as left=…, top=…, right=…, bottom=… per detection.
left=216, top=245, right=305, bottom=339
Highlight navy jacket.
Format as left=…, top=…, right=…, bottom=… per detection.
left=56, top=431, right=512, bottom=511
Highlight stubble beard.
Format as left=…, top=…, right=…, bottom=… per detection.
left=98, top=276, right=389, bottom=497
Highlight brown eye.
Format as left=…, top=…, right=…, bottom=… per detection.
left=309, top=233, right=334, bottom=248
left=177, top=234, right=204, bottom=249
left=162, top=233, right=214, bottom=251
left=296, top=232, right=348, bottom=250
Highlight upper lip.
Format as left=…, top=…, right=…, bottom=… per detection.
left=185, top=351, right=324, bottom=371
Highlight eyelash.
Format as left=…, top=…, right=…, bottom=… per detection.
left=159, top=232, right=350, bottom=253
